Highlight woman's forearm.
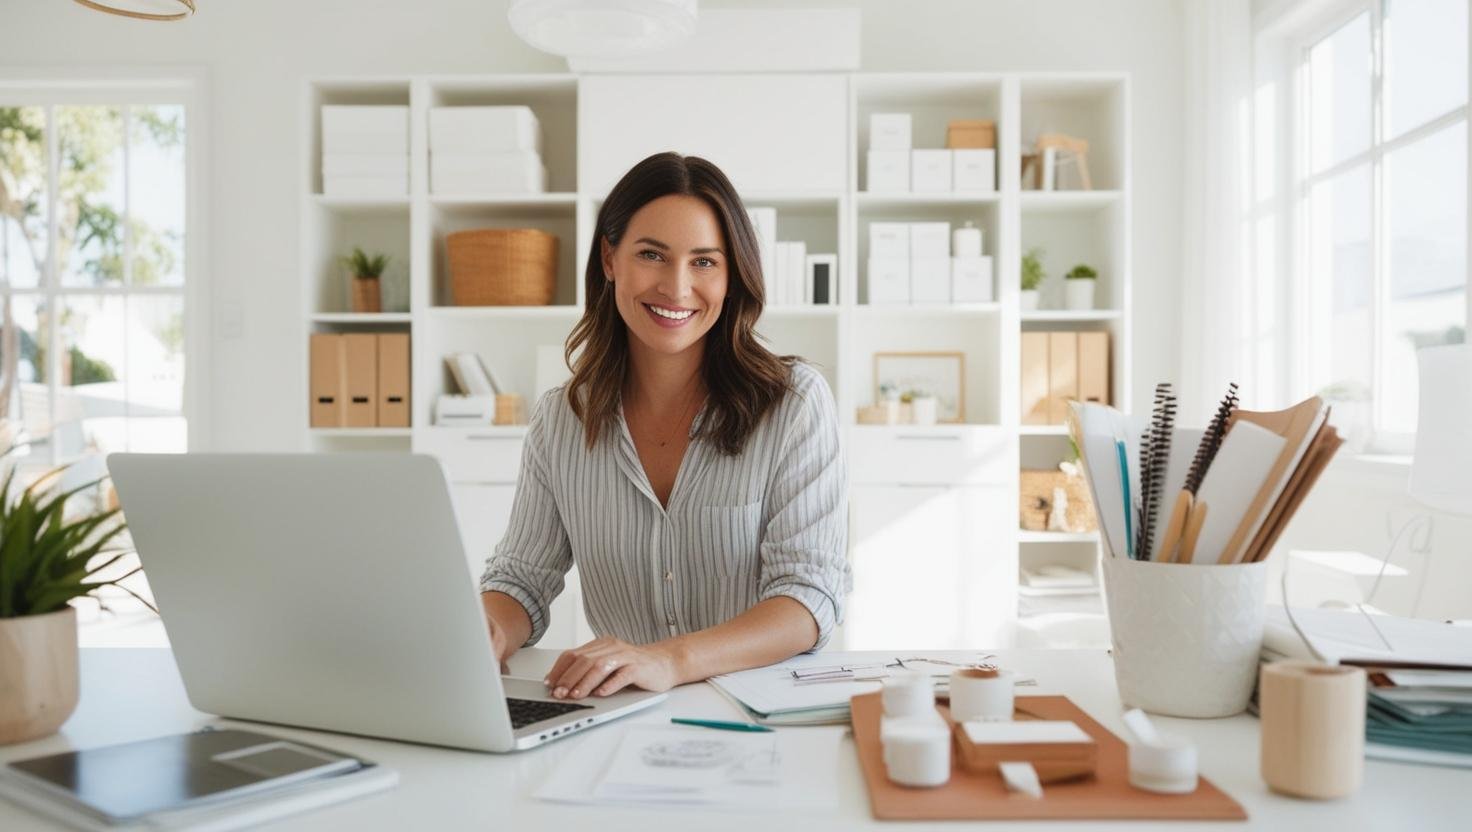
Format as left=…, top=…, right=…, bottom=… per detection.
left=480, top=590, right=533, bottom=662
left=658, top=596, right=820, bottom=685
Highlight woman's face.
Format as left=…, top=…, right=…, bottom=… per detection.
left=601, top=194, right=730, bottom=360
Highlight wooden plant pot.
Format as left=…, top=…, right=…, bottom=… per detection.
left=0, top=606, right=79, bottom=745
left=350, top=276, right=382, bottom=313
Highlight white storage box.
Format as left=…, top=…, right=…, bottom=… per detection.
left=434, top=394, right=496, bottom=426
left=866, top=150, right=910, bottom=193
left=431, top=152, right=547, bottom=194
left=322, top=153, right=409, bottom=178
left=909, top=222, right=951, bottom=259
left=911, top=256, right=951, bottom=304
left=323, top=174, right=408, bottom=197
left=429, top=106, right=542, bottom=154
left=321, top=106, right=409, bottom=154
left=869, top=113, right=912, bottom=151
left=867, top=258, right=911, bottom=305
left=911, top=149, right=953, bottom=193
left=869, top=222, right=910, bottom=261
left=953, top=149, right=996, bottom=192
left=952, top=256, right=995, bottom=303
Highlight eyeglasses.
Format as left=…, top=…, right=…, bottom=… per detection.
left=789, top=656, right=998, bottom=685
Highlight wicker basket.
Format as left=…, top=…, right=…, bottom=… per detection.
left=446, top=228, right=558, bottom=306
left=1019, top=468, right=1098, bottom=533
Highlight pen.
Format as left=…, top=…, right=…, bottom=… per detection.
left=1116, top=439, right=1134, bottom=558
left=670, top=718, right=774, bottom=733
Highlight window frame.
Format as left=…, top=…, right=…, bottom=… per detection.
left=1279, top=0, right=1471, bottom=455
left=0, top=68, right=211, bottom=463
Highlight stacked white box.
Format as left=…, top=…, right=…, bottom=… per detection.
left=429, top=106, right=547, bottom=194
left=869, top=113, right=912, bottom=151
left=321, top=106, right=409, bottom=196
left=869, top=223, right=910, bottom=259
left=952, top=256, right=995, bottom=303
left=953, top=149, right=997, bottom=192
left=911, top=257, right=951, bottom=303
left=911, top=149, right=953, bottom=193
left=909, top=223, right=950, bottom=258
left=866, top=150, right=910, bottom=192
left=867, top=258, right=910, bottom=304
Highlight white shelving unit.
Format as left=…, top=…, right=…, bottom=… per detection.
left=300, top=72, right=1130, bottom=650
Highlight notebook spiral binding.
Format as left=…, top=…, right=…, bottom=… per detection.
left=1135, top=382, right=1177, bottom=560
left=1184, top=382, right=1239, bottom=496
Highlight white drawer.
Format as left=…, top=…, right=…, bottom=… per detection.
left=848, top=425, right=1014, bottom=486
left=415, top=428, right=525, bottom=484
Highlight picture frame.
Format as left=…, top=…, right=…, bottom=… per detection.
left=873, top=351, right=966, bottom=423
left=805, top=253, right=839, bottom=306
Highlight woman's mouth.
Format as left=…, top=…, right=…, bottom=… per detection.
left=643, top=302, right=698, bottom=328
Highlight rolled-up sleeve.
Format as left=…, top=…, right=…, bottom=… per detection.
left=758, top=369, right=851, bottom=650
left=479, top=392, right=572, bottom=646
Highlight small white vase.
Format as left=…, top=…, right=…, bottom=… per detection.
left=1020, top=290, right=1041, bottom=311
left=911, top=396, right=938, bottom=426
left=1064, top=278, right=1096, bottom=310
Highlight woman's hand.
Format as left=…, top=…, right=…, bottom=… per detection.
left=545, top=637, right=682, bottom=699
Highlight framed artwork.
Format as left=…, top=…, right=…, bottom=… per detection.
left=873, top=351, right=966, bottom=423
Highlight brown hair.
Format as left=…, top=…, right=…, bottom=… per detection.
left=565, top=152, right=794, bottom=456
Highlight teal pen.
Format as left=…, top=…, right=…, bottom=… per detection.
left=1116, top=439, right=1134, bottom=558
left=670, top=717, right=774, bottom=733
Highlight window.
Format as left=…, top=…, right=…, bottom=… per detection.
left=1296, top=0, right=1469, bottom=451
left=1, top=100, right=193, bottom=469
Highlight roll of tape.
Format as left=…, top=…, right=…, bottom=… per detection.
left=1128, top=736, right=1198, bottom=794
left=882, top=721, right=951, bottom=788
left=882, top=670, right=935, bottom=718
left=949, top=667, right=1014, bottom=722
left=1259, top=660, right=1366, bottom=799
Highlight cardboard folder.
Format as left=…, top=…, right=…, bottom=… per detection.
left=1021, top=332, right=1050, bottom=425
left=309, top=334, right=346, bottom=428
left=1077, top=331, right=1110, bottom=406
left=343, top=333, right=378, bottom=428
left=376, top=333, right=410, bottom=428
left=1047, top=332, right=1079, bottom=424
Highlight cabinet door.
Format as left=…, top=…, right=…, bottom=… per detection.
left=580, top=74, right=848, bottom=195
left=449, top=483, right=588, bottom=650
left=846, top=485, right=1014, bottom=650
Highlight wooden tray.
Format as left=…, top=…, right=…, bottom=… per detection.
left=851, top=692, right=1247, bottom=821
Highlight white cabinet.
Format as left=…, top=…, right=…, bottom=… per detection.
left=849, top=425, right=1014, bottom=486
left=845, top=484, right=1015, bottom=650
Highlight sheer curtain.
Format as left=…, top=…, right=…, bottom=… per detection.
left=1178, top=0, right=1254, bottom=424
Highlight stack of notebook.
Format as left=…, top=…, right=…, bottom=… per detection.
left=1067, top=384, right=1343, bottom=563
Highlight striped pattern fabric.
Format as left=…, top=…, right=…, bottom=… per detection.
left=480, top=361, right=850, bottom=650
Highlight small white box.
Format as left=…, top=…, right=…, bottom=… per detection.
left=322, top=106, right=409, bottom=154
left=323, top=174, right=408, bottom=197
left=431, top=152, right=546, bottom=194
left=429, top=106, right=542, bottom=154
left=869, top=222, right=910, bottom=260
left=911, top=256, right=951, bottom=304
left=909, top=222, right=951, bottom=259
left=952, top=256, right=995, bottom=303
left=866, top=150, right=910, bottom=192
left=322, top=153, right=409, bottom=178
left=434, top=394, right=496, bottom=426
left=953, top=149, right=997, bottom=193
left=911, top=149, right=953, bottom=193
left=869, top=113, right=912, bottom=151
left=867, top=258, right=910, bottom=305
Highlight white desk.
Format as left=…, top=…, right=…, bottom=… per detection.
left=0, top=648, right=1459, bottom=830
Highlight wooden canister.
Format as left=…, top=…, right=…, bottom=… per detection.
left=1259, top=661, right=1366, bottom=799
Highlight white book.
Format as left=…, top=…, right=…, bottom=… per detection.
left=747, top=207, right=777, bottom=301
left=773, top=242, right=792, bottom=306
left=788, top=241, right=807, bottom=306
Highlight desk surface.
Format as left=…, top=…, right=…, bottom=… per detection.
left=0, top=648, right=1459, bottom=831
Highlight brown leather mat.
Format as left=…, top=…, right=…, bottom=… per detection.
left=851, top=692, right=1248, bottom=821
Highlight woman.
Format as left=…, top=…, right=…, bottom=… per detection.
left=478, top=151, right=849, bottom=701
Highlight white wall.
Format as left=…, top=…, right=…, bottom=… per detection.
left=2, top=0, right=1184, bottom=447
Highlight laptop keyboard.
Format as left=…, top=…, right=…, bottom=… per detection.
left=507, top=697, right=593, bottom=729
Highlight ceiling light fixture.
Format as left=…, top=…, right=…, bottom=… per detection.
left=71, top=0, right=195, bottom=22
left=508, top=0, right=697, bottom=59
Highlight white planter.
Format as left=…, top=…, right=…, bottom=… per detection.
left=911, top=396, right=938, bottom=426
left=1019, top=289, right=1040, bottom=311
left=1064, top=278, right=1096, bottom=310
left=1102, top=557, right=1268, bottom=718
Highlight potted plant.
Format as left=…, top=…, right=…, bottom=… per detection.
left=1020, top=247, right=1045, bottom=311
left=1064, top=263, right=1097, bottom=310
left=0, top=450, right=146, bottom=745
left=342, top=247, right=389, bottom=314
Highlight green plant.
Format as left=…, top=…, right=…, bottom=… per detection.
left=1021, top=247, right=1046, bottom=291
left=341, top=247, right=389, bottom=280
left=0, top=448, right=149, bottom=618
left=1065, top=263, right=1097, bottom=280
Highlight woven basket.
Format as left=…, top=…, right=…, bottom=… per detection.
left=1019, top=468, right=1098, bottom=533
left=446, top=228, right=557, bottom=306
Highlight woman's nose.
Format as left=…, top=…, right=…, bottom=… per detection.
left=656, top=265, right=694, bottom=300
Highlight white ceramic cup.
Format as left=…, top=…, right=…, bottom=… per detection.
left=882, top=721, right=951, bottom=788
left=881, top=671, right=935, bottom=719
left=1128, top=736, right=1199, bottom=794
left=948, top=667, right=1014, bottom=722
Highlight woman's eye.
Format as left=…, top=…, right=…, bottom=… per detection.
left=694, top=257, right=717, bottom=268
left=638, top=250, right=663, bottom=262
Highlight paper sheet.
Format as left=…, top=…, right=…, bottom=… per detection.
left=707, top=652, right=985, bottom=719
left=1188, top=421, right=1285, bottom=563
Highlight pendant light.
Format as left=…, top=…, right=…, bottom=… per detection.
left=71, top=0, right=195, bottom=22
left=508, top=0, right=697, bottom=59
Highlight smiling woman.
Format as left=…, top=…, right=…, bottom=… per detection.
left=476, top=152, right=850, bottom=702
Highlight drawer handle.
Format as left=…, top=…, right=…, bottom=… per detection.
left=465, top=435, right=519, bottom=442
left=895, top=434, right=962, bottom=442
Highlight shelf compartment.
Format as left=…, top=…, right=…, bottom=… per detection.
left=853, top=74, right=1002, bottom=194
left=425, top=75, right=579, bottom=193
left=430, top=203, right=580, bottom=308
left=1019, top=76, right=1126, bottom=192
left=302, top=198, right=411, bottom=316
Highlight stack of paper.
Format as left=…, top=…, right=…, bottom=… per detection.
left=429, top=106, right=547, bottom=194
left=322, top=106, right=409, bottom=196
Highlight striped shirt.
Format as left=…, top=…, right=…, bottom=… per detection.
left=479, top=361, right=850, bottom=650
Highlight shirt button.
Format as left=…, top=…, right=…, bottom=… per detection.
left=664, top=571, right=673, bottom=582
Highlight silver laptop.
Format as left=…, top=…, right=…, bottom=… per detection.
left=107, top=452, right=665, bottom=752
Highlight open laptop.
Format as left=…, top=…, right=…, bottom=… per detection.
left=107, top=453, right=666, bottom=752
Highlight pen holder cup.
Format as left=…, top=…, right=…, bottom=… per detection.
left=1102, top=557, right=1268, bottom=718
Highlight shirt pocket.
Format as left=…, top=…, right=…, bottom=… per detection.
left=697, top=502, right=764, bottom=581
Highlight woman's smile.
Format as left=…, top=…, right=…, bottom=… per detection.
left=642, top=301, right=699, bottom=327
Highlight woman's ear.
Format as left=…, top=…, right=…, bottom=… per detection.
left=599, top=237, right=616, bottom=283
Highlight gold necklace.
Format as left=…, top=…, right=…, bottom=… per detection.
left=633, top=384, right=703, bottom=449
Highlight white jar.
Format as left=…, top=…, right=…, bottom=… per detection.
left=948, top=667, right=1014, bottom=722
left=882, top=721, right=951, bottom=787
